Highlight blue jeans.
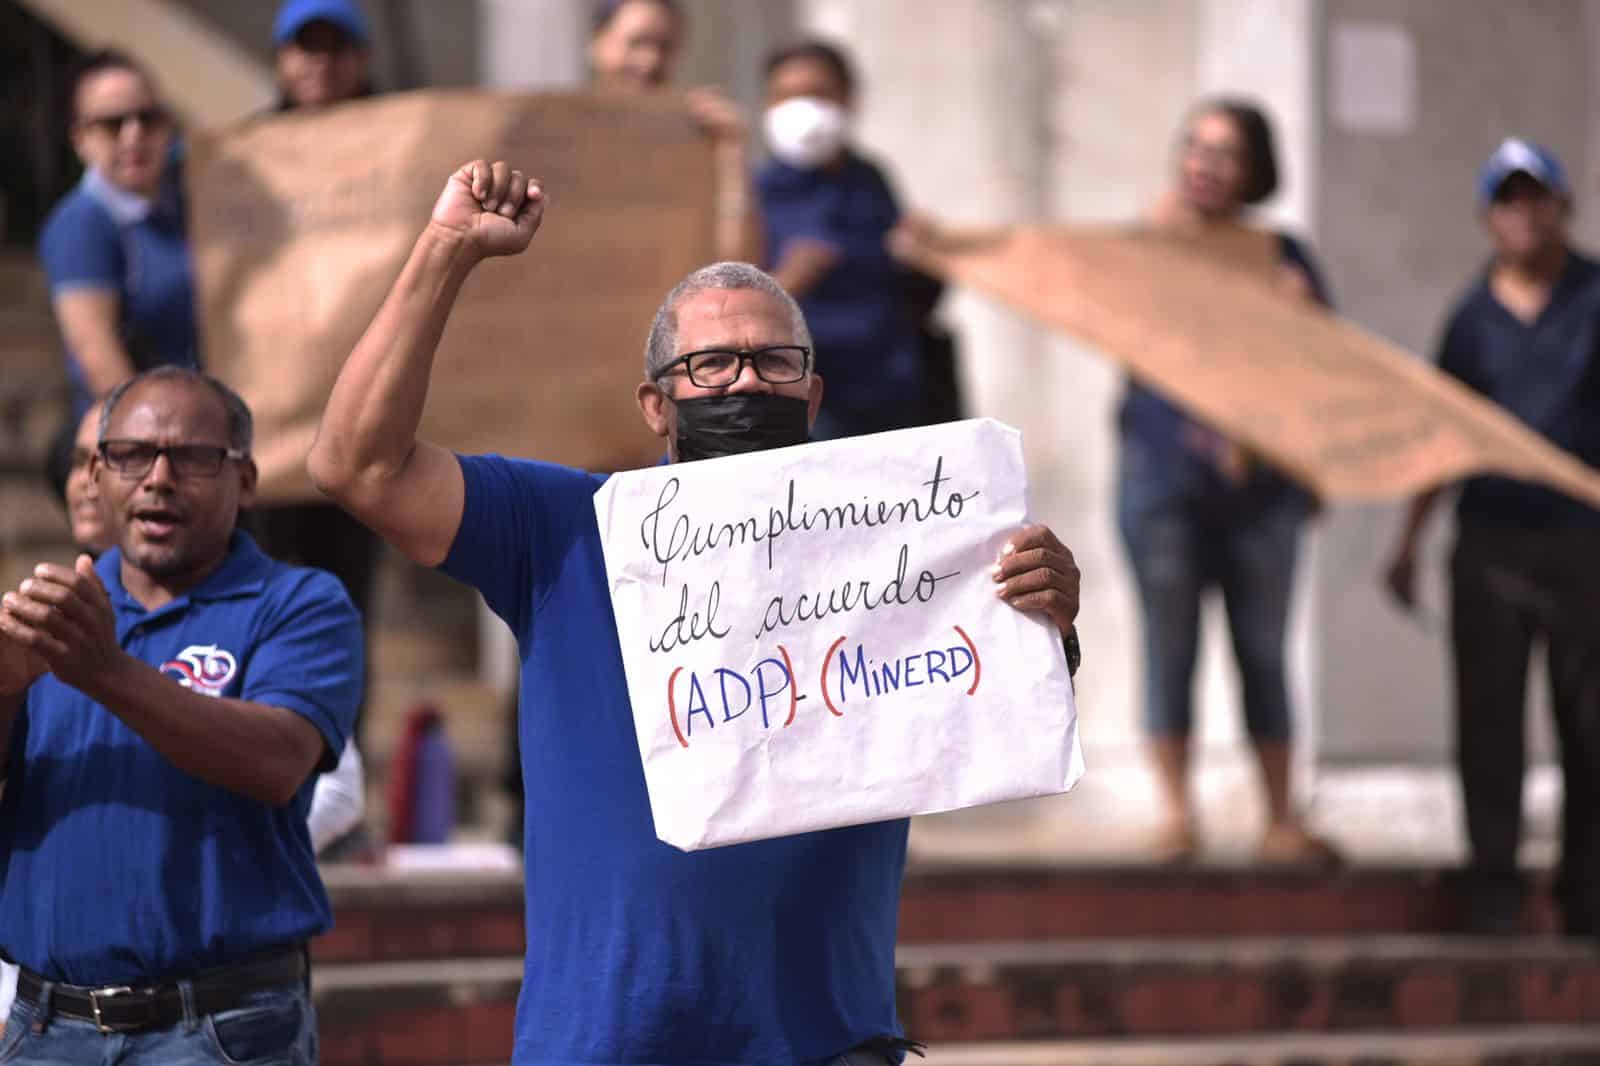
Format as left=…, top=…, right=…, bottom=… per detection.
left=1117, top=445, right=1305, bottom=741
left=0, top=983, right=315, bottom=1065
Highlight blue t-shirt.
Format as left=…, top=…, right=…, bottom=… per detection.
left=757, top=153, right=923, bottom=422
left=441, top=454, right=908, bottom=1066
left=1118, top=232, right=1331, bottom=508
left=1436, top=252, right=1600, bottom=528
left=37, top=163, right=200, bottom=419
left=0, top=533, right=363, bottom=985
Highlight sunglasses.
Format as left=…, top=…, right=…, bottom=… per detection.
left=78, top=107, right=171, bottom=137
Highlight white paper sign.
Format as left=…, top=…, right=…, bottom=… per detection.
left=593, top=418, right=1084, bottom=851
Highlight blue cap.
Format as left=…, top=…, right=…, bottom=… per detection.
left=1477, top=137, right=1569, bottom=207
left=273, top=0, right=370, bottom=47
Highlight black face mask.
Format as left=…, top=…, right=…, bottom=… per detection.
left=672, top=393, right=811, bottom=463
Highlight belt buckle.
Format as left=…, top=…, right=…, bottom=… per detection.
left=88, top=986, right=133, bottom=1034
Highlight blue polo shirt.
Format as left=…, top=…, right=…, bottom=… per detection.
left=441, top=454, right=908, bottom=1066
left=757, top=152, right=923, bottom=425
left=38, top=162, right=199, bottom=419
left=1437, top=252, right=1600, bottom=528
left=0, top=533, right=362, bottom=986
left=1119, top=233, right=1331, bottom=507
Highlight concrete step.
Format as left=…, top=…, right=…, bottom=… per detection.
left=317, top=867, right=524, bottom=965
left=440, top=1029, right=1600, bottom=1066
left=310, top=938, right=1600, bottom=1064
left=894, top=935, right=1600, bottom=1042
left=917, top=1028, right=1600, bottom=1065
left=314, top=864, right=1563, bottom=966
left=896, top=863, right=1561, bottom=940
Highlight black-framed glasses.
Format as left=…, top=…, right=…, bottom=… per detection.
left=654, top=346, right=811, bottom=388
left=99, top=440, right=246, bottom=479
left=78, top=107, right=171, bottom=137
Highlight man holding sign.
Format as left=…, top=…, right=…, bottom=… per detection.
left=309, top=159, right=1081, bottom=1065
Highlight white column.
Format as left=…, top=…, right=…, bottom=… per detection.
left=478, top=0, right=588, bottom=91
left=473, top=0, right=589, bottom=690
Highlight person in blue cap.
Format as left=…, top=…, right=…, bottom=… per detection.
left=1386, top=138, right=1600, bottom=939
left=272, top=0, right=373, bottom=111
left=256, top=0, right=384, bottom=765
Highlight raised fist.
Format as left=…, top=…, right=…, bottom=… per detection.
left=429, top=159, right=545, bottom=259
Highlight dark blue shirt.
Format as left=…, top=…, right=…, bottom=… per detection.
left=0, top=533, right=363, bottom=985
left=38, top=164, right=200, bottom=419
left=441, top=454, right=907, bottom=1065
left=1118, top=232, right=1331, bottom=507
left=757, top=153, right=922, bottom=421
left=1437, top=252, right=1600, bottom=528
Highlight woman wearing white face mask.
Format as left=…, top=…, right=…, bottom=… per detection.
left=756, top=40, right=929, bottom=441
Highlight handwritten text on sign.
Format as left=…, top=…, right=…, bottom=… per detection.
left=594, top=419, right=1083, bottom=851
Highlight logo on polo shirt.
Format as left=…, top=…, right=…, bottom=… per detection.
left=161, top=644, right=239, bottom=697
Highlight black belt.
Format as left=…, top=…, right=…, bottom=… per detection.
left=16, top=947, right=307, bottom=1034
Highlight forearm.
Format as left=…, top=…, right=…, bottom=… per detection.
left=86, top=653, right=322, bottom=806
left=78, top=342, right=137, bottom=396
left=771, top=247, right=836, bottom=298
left=54, top=291, right=137, bottom=395
left=713, top=144, right=762, bottom=264
left=308, top=226, right=478, bottom=496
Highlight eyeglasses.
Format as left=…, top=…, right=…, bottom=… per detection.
left=654, top=346, right=811, bottom=388
left=78, top=107, right=171, bottom=137
left=99, top=440, right=246, bottom=479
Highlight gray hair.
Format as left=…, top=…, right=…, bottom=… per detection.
left=644, top=261, right=813, bottom=379
left=100, top=366, right=254, bottom=455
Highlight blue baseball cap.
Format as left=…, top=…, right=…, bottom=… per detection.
left=1477, top=138, right=1570, bottom=208
left=273, top=0, right=370, bottom=47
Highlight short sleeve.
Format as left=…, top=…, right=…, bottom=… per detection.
left=241, top=570, right=364, bottom=770
left=774, top=203, right=846, bottom=259
left=865, top=158, right=904, bottom=232
left=1435, top=307, right=1475, bottom=387
left=38, top=196, right=124, bottom=295
left=438, top=454, right=604, bottom=643
left=1278, top=234, right=1332, bottom=309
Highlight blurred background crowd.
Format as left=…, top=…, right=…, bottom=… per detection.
left=2, top=1, right=1599, bottom=1060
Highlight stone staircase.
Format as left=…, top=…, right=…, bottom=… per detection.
left=310, top=863, right=1600, bottom=1066
left=0, top=253, right=72, bottom=591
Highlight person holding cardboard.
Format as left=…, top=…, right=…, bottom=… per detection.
left=253, top=0, right=385, bottom=767
left=1385, top=139, right=1600, bottom=938
left=308, top=159, right=1081, bottom=1065
left=271, top=0, right=374, bottom=111
left=1122, top=98, right=1338, bottom=865
left=588, top=0, right=757, bottom=263
left=755, top=39, right=938, bottom=441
